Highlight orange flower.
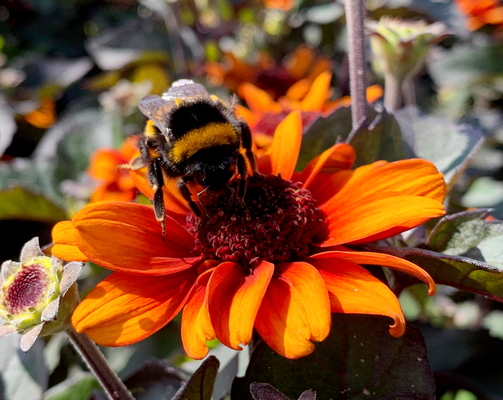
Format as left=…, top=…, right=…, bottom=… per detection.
left=456, top=0, right=503, bottom=30
left=23, top=97, right=56, bottom=129
left=237, top=71, right=383, bottom=149
left=52, top=111, right=445, bottom=359
left=205, top=45, right=333, bottom=100
left=88, top=136, right=139, bottom=202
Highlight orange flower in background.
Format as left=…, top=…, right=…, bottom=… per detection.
left=456, top=0, right=503, bottom=30
left=237, top=71, right=383, bottom=149
left=52, top=111, right=445, bottom=359
left=205, top=45, right=333, bottom=100
left=23, top=97, right=56, bottom=129
left=88, top=136, right=139, bottom=202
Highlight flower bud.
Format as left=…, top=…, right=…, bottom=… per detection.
left=367, top=17, right=449, bottom=81
left=0, top=237, right=83, bottom=351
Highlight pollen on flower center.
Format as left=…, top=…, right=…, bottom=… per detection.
left=3, top=264, right=48, bottom=315
left=187, top=174, right=323, bottom=268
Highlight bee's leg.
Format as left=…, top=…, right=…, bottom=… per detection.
left=149, top=157, right=166, bottom=234
left=178, top=179, right=203, bottom=218
left=236, top=153, right=248, bottom=200
left=239, top=121, right=258, bottom=174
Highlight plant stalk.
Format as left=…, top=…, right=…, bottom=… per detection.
left=344, top=0, right=368, bottom=130
left=67, top=328, right=135, bottom=400
left=383, top=73, right=404, bottom=111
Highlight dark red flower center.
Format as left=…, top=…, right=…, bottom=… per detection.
left=187, top=174, right=322, bottom=268
left=3, top=264, right=48, bottom=315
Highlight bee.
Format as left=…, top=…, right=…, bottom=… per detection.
left=127, top=79, right=257, bottom=228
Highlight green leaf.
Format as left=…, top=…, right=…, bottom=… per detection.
left=429, top=44, right=503, bottom=88
left=44, top=373, right=100, bottom=400
left=393, top=106, right=484, bottom=186
left=298, top=105, right=404, bottom=170
left=365, top=245, right=503, bottom=302
left=427, top=210, right=495, bottom=252
left=0, top=187, right=67, bottom=222
left=123, top=360, right=184, bottom=400
left=173, top=355, right=220, bottom=400
left=232, top=315, right=434, bottom=400
left=0, top=336, right=48, bottom=400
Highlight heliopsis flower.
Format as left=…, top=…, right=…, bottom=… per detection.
left=455, top=0, right=503, bottom=31
left=88, top=136, right=139, bottom=203
left=0, top=237, right=83, bottom=351
left=52, top=111, right=445, bottom=359
left=205, top=45, right=333, bottom=100
left=237, top=71, right=383, bottom=148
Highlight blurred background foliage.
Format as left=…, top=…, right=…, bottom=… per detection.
left=3, top=0, right=503, bottom=399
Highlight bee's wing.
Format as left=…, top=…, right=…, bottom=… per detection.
left=138, top=95, right=175, bottom=133
left=162, top=79, right=210, bottom=101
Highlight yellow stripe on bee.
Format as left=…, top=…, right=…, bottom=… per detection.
left=170, top=122, right=238, bottom=163
left=144, top=120, right=159, bottom=138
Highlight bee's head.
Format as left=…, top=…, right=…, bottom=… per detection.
left=192, top=157, right=236, bottom=191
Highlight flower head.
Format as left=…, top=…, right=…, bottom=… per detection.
left=455, top=0, right=503, bottom=31
left=88, top=136, right=139, bottom=203
left=205, top=45, right=333, bottom=100
left=237, top=71, right=382, bottom=151
left=367, top=17, right=449, bottom=81
left=52, top=111, right=446, bottom=359
left=0, top=237, right=83, bottom=351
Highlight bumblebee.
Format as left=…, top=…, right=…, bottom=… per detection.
left=129, top=79, right=257, bottom=228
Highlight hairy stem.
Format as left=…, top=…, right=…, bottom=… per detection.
left=344, top=0, right=368, bottom=129
left=67, top=329, right=134, bottom=400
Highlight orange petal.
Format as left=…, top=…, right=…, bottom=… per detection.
left=284, top=45, right=314, bottom=79
left=52, top=221, right=88, bottom=261
left=327, top=159, right=447, bottom=207
left=207, top=261, right=274, bottom=350
left=319, top=192, right=446, bottom=246
left=269, top=111, right=302, bottom=179
left=299, top=143, right=355, bottom=189
left=285, top=79, right=311, bottom=101
left=235, top=104, right=260, bottom=128
left=90, top=183, right=136, bottom=203
left=88, top=149, right=123, bottom=182
left=181, top=268, right=216, bottom=359
left=299, top=71, right=332, bottom=112
left=310, top=257, right=406, bottom=337
left=255, top=262, right=331, bottom=359
left=72, top=269, right=197, bottom=346
left=312, top=250, right=435, bottom=295
left=72, top=202, right=200, bottom=274
left=239, top=83, right=282, bottom=113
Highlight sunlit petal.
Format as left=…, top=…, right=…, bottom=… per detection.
left=269, top=111, right=302, bottom=180
left=255, top=262, right=330, bottom=359
left=71, top=202, right=200, bottom=274
left=72, top=270, right=197, bottom=346
left=310, top=257, right=406, bottom=337
left=312, top=250, right=435, bottom=295
left=181, top=268, right=216, bottom=359
left=207, top=261, right=274, bottom=350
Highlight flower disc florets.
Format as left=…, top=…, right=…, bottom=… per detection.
left=187, top=174, right=322, bottom=268
left=0, top=237, right=83, bottom=351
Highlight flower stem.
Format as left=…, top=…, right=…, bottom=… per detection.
left=344, top=0, right=368, bottom=129
left=67, top=328, right=134, bottom=400
left=383, top=73, right=404, bottom=111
